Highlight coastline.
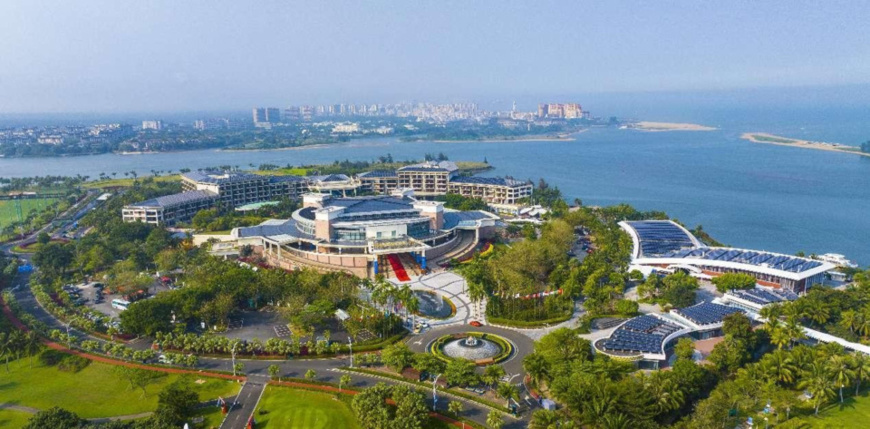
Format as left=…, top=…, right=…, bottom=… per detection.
left=628, top=121, right=717, bottom=132
left=425, top=129, right=587, bottom=144
left=741, top=132, right=870, bottom=158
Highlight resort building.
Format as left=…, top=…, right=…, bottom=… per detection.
left=123, top=170, right=307, bottom=226
left=181, top=170, right=307, bottom=207
left=305, top=174, right=362, bottom=197
left=397, top=161, right=459, bottom=198
left=619, top=220, right=835, bottom=293
left=447, top=176, right=533, bottom=205
left=358, top=170, right=400, bottom=195
left=228, top=190, right=499, bottom=278
left=121, top=190, right=218, bottom=226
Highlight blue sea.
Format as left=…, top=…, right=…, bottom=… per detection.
left=2, top=99, right=869, bottom=266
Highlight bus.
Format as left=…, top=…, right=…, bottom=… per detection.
left=111, top=299, right=131, bottom=311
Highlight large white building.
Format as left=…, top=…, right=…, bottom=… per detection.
left=619, top=220, right=835, bottom=293
left=230, top=190, right=499, bottom=278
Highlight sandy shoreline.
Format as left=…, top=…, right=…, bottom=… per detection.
left=629, top=121, right=717, bottom=132
left=741, top=132, right=869, bottom=158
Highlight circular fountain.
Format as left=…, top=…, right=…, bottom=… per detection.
left=430, top=333, right=513, bottom=365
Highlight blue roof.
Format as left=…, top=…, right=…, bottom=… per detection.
left=674, top=302, right=743, bottom=326
left=358, top=170, right=398, bottom=178
left=333, top=196, right=415, bottom=214
left=731, top=288, right=798, bottom=305
left=443, top=211, right=491, bottom=229
left=235, top=219, right=314, bottom=240
left=398, top=161, right=458, bottom=173
left=601, top=315, right=683, bottom=355
left=449, top=176, right=529, bottom=187
left=182, top=170, right=263, bottom=184
left=625, top=220, right=697, bottom=257
left=310, top=174, right=351, bottom=183
left=661, top=247, right=824, bottom=274
left=128, top=190, right=218, bottom=208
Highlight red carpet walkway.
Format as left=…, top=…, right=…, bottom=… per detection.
left=386, top=254, right=410, bottom=282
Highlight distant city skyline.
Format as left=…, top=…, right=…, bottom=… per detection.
left=2, top=1, right=870, bottom=113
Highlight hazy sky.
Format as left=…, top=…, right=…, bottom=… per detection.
left=2, top=1, right=869, bottom=113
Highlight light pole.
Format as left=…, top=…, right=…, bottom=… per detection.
left=432, top=374, right=442, bottom=411
left=348, top=337, right=354, bottom=368
left=65, top=322, right=72, bottom=349
left=231, top=343, right=237, bottom=376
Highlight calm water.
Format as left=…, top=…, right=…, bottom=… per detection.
left=2, top=106, right=869, bottom=266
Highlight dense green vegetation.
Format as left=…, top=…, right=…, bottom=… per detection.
left=436, top=193, right=490, bottom=211
left=636, top=271, right=700, bottom=308
left=352, top=383, right=429, bottom=429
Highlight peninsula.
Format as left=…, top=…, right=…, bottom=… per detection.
left=628, top=121, right=717, bottom=132
left=742, top=132, right=870, bottom=158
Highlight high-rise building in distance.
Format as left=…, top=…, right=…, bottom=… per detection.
left=537, top=103, right=583, bottom=119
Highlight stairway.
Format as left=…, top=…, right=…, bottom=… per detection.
left=386, top=254, right=410, bottom=282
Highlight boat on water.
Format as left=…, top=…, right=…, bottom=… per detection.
left=818, top=253, right=859, bottom=269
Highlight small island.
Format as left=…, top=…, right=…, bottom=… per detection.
left=627, top=121, right=717, bottom=132
left=741, top=132, right=870, bottom=158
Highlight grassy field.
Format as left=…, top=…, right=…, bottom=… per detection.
left=255, top=386, right=360, bottom=429
left=786, top=391, right=870, bottom=428
left=0, top=408, right=32, bottom=429
left=0, top=358, right=240, bottom=419
left=83, top=175, right=180, bottom=189
left=0, top=199, right=58, bottom=228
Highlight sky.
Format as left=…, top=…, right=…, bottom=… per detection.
left=1, top=1, right=870, bottom=113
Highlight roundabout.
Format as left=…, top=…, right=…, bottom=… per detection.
left=428, top=331, right=515, bottom=366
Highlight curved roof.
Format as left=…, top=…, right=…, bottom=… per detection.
left=620, top=220, right=834, bottom=280
left=620, top=220, right=701, bottom=258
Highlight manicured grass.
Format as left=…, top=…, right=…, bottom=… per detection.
left=0, top=199, right=58, bottom=228
left=789, top=391, right=870, bottom=428
left=0, top=408, right=32, bottom=429
left=255, top=386, right=360, bottom=429
left=192, top=405, right=225, bottom=429
left=0, top=358, right=240, bottom=419
left=254, top=168, right=308, bottom=176
left=83, top=175, right=180, bottom=189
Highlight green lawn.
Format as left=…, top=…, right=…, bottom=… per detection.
left=255, top=386, right=360, bottom=429
left=0, top=358, right=240, bottom=419
left=0, top=408, right=32, bottom=429
left=192, top=405, right=224, bottom=429
left=787, top=391, right=870, bottom=428
left=83, top=175, right=180, bottom=189
left=0, top=199, right=58, bottom=228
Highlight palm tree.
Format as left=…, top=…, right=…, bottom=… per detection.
left=496, top=382, right=519, bottom=408
left=340, top=374, right=352, bottom=392
left=641, top=372, right=685, bottom=414
left=828, top=355, right=855, bottom=403
left=23, top=332, right=40, bottom=369
left=799, top=363, right=836, bottom=415
left=523, top=352, right=549, bottom=385
left=761, top=349, right=797, bottom=386
left=448, top=401, right=465, bottom=429
left=600, top=413, right=633, bottom=429
left=840, top=310, right=859, bottom=334
left=486, top=410, right=503, bottom=429
left=785, top=320, right=806, bottom=349
left=770, top=326, right=791, bottom=350
left=854, top=353, right=870, bottom=395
